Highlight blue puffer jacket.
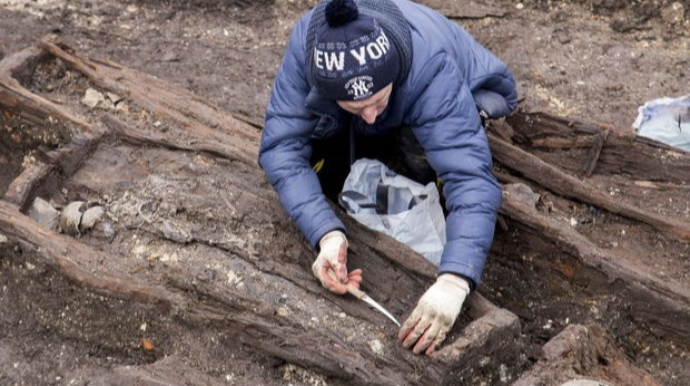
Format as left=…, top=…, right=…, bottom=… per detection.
left=259, top=0, right=517, bottom=290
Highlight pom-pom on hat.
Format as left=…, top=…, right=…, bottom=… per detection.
left=312, top=0, right=400, bottom=101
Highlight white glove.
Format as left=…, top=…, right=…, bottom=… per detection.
left=398, top=274, right=470, bottom=355
left=312, top=231, right=362, bottom=294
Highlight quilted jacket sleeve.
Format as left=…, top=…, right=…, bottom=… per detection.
left=407, top=53, right=502, bottom=290
left=258, top=19, right=345, bottom=249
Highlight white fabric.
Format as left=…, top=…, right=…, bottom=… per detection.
left=340, top=158, right=446, bottom=264
left=633, top=94, right=690, bottom=151
left=312, top=230, right=348, bottom=289
left=399, top=274, right=470, bottom=354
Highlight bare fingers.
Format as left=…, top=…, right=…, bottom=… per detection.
left=400, top=315, right=431, bottom=349
left=424, top=332, right=447, bottom=356
left=348, top=269, right=363, bottom=288
left=321, top=265, right=348, bottom=294
left=334, top=242, right=349, bottom=283
left=412, top=322, right=442, bottom=355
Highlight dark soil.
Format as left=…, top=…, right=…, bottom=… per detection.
left=1, top=0, right=689, bottom=385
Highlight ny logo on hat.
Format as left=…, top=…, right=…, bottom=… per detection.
left=345, top=76, right=374, bottom=100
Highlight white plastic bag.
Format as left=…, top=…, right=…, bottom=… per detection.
left=339, top=158, right=446, bottom=265
left=633, top=94, right=690, bottom=151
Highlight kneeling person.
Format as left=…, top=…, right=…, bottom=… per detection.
left=258, top=0, right=517, bottom=355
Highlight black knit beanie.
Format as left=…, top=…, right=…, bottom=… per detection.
left=312, top=0, right=400, bottom=101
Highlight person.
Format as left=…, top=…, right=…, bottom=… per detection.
left=258, top=0, right=517, bottom=356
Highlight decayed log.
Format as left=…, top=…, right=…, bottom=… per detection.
left=0, top=44, right=89, bottom=131
left=488, top=133, right=690, bottom=242
left=499, top=183, right=690, bottom=347
left=512, top=324, right=661, bottom=386
left=0, top=200, right=429, bottom=385
left=487, top=113, right=690, bottom=348
left=3, top=126, right=108, bottom=211
left=504, top=113, right=690, bottom=183
left=38, top=35, right=259, bottom=166
left=3, top=162, right=53, bottom=210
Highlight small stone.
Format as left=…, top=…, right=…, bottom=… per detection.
left=106, top=92, right=122, bottom=104
left=0, top=233, right=7, bottom=243
left=115, top=102, right=130, bottom=113
left=160, top=252, right=178, bottom=262
left=60, top=202, right=86, bottom=235
left=277, top=307, right=290, bottom=317
left=515, top=2, right=524, bottom=10
left=338, top=312, right=347, bottom=318
left=82, top=88, right=104, bottom=109
left=140, top=323, right=147, bottom=331
left=80, top=206, right=105, bottom=231
left=132, top=244, right=148, bottom=258
left=161, top=51, right=178, bottom=62
left=505, top=183, right=540, bottom=207
left=227, top=270, right=237, bottom=284
left=499, top=364, right=511, bottom=383
left=93, top=221, right=116, bottom=242
left=569, top=217, right=578, bottom=227
left=100, top=98, right=115, bottom=110
left=543, top=319, right=553, bottom=330
left=368, top=339, right=384, bottom=355
left=28, top=197, right=60, bottom=231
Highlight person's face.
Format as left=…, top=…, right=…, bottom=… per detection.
left=336, top=84, right=393, bottom=125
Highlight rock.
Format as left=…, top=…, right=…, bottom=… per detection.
left=92, top=221, right=116, bottom=242
left=106, top=92, right=123, bottom=104
left=80, top=206, right=105, bottom=231
left=115, top=102, right=130, bottom=113
left=0, top=233, right=7, bottom=243
left=60, top=201, right=86, bottom=235
left=28, top=197, right=60, bottom=231
left=505, top=183, right=541, bottom=208
left=82, top=88, right=105, bottom=109
left=100, top=98, right=115, bottom=110
left=368, top=339, right=384, bottom=355
left=161, top=51, right=179, bottom=62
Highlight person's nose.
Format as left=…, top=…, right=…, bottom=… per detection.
left=360, top=106, right=377, bottom=124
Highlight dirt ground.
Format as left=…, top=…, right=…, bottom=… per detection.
left=1, top=0, right=689, bottom=385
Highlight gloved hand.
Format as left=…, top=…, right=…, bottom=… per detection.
left=398, top=274, right=470, bottom=355
left=312, top=231, right=362, bottom=294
